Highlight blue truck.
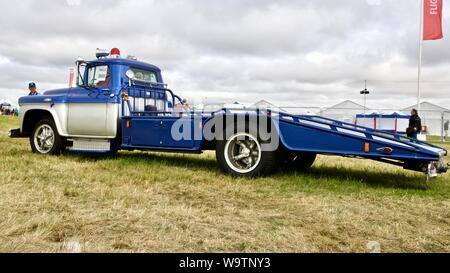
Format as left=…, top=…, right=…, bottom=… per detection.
left=9, top=48, right=448, bottom=185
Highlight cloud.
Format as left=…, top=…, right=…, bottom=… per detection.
left=0, top=0, right=449, bottom=109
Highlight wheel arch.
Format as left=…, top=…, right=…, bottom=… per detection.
left=21, top=108, right=65, bottom=137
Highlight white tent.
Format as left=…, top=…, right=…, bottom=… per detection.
left=356, top=111, right=410, bottom=133
left=401, top=102, right=449, bottom=136
left=319, top=100, right=368, bottom=124
left=250, top=99, right=287, bottom=113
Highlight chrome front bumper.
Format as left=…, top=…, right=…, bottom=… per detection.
left=8, top=128, right=24, bottom=138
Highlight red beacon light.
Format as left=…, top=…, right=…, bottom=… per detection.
left=110, top=48, right=121, bottom=58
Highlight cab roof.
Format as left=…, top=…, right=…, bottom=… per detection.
left=88, top=57, right=161, bottom=72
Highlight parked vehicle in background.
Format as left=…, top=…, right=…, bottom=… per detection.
left=0, top=103, right=12, bottom=116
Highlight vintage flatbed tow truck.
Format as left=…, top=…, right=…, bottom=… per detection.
left=9, top=48, right=448, bottom=186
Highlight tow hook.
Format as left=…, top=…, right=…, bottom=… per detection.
left=436, top=161, right=448, bottom=173
left=436, top=152, right=448, bottom=174
left=424, top=157, right=447, bottom=189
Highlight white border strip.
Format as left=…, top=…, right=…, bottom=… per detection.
left=414, top=144, right=445, bottom=154
left=281, top=116, right=294, bottom=121
left=336, top=127, right=366, bottom=138
left=299, top=120, right=331, bottom=130
left=372, top=136, right=410, bottom=148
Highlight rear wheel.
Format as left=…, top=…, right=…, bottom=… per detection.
left=30, top=118, right=63, bottom=155
left=216, top=131, right=277, bottom=177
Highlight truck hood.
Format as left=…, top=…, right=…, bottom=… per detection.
left=19, top=87, right=72, bottom=105
left=43, top=88, right=70, bottom=96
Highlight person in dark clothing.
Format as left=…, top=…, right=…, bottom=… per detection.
left=407, top=108, right=422, bottom=139
left=444, top=120, right=449, bottom=141
left=28, top=82, right=39, bottom=96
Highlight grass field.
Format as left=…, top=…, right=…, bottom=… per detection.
left=0, top=116, right=449, bottom=252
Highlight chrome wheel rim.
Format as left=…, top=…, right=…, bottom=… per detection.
left=34, top=124, right=55, bottom=154
left=224, top=133, right=262, bottom=174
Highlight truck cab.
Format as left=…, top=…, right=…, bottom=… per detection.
left=10, top=48, right=176, bottom=153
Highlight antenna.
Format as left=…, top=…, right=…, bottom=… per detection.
left=359, top=80, right=370, bottom=114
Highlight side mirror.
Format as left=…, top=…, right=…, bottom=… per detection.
left=125, top=69, right=135, bottom=87
left=75, top=59, right=87, bottom=87
left=126, top=69, right=135, bottom=80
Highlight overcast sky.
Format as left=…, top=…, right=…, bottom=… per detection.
left=0, top=0, right=449, bottom=110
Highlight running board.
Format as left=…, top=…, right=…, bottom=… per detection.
left=69, top=138, right=111, bottom=152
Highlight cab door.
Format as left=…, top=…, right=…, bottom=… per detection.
left=67, top=65, right=112, bottom=137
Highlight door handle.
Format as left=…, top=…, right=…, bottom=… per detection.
left=153, top=121, right=165, bottom=127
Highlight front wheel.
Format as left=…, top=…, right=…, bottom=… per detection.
left=30, top=118, right=63, bottom=155
left=216, top=132, right=277, bottom=177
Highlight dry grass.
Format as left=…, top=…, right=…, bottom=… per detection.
left=0, top=116, right=449, bottom=252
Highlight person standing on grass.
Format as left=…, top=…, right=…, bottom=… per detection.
left=407, top=109, right=422, bottom=139
left=28, top=82, right=39, bottom=96
left=444, top=120, right=449, bottom=141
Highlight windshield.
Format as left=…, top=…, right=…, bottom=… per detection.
left=87, top=65, right=110, bottom=87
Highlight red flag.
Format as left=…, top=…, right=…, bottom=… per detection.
left=423, top=0, right=443, bottom=40
left=69, top=68, right=74, bottom=88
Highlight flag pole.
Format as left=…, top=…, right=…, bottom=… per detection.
left=417, top=0, right=424, bottom=114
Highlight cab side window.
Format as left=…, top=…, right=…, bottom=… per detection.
left=130, top=68, right=157, bottom=83
left=87, top=65, right=110, bottom=87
